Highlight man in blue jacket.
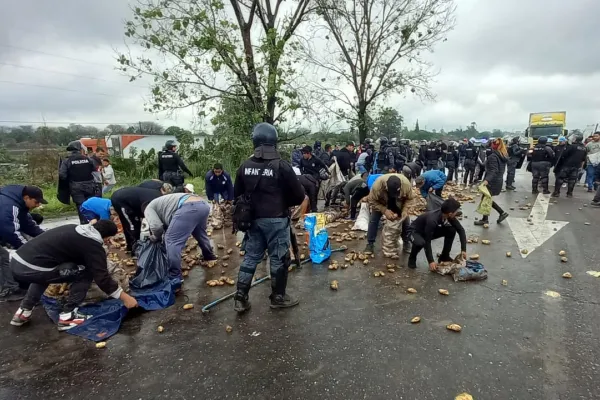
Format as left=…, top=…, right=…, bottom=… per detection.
left=415, top=170, right=447, bottom=198
left=0, top=185, right=46, bottom=301
left=79, top=197, right=114, bottom=224
left=205, top=163, right=234, bottom=203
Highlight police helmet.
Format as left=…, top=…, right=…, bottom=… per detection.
left=573, top=135, right=583, bottom=143
left=379, top=136, right=388, bottom=146
left=165, top=140, right=177, bottom=150
left=66, top=140, right=84, bottom=152
left=390, top=138, right=398, bottom=145
left=537, top=136, right=548, bottom=145
left=252, top=122, right=278, bottom=148
left=420, top=140, right=427, bottom=146
left=511, top=137, right=519, bottom=144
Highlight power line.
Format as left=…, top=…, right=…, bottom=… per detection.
left=0, top=44, right=116, bottom=68
left=0, top=80, right=123, bottom=97
left=0, top=62, right=148, bottom=89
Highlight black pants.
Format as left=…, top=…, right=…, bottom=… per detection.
left=479, top=198, right=505, bottom=221
left=112, top=200, right=141, bottom=252
left=463, top=161, right=475, bottom=184
left=532, top=161, right=551, bottom=193
left=163, top=171, right=185, bottom=193
left=0, top=247, right=19, bottom=293
left=554, top=167, right=578, bottom=195
left=409, top=225, right=456, bottom=262
left=11, top=259, right=93, bottom=312
left=476, top=165, right=485, bottom=181
left=506, top=159, right=518, bottom=186
left=426, top=161, right=438, bottom=171
left=324, top=182, right=344, bottom=207
left=434, top=187, right=443, bottom=197
left=446, top=161, right=456, bottom=181
left=350, top=187, right=370, bottom=219
left=70, top=182, right=96, bottom=224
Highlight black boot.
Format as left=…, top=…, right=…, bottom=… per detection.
left=270, top=293, right=300, bottom=309
left=551, top=192, right=559, bottom=198
left=234, top=292, right=251, bottom=313
left=474, top=216, right=489, bottom=226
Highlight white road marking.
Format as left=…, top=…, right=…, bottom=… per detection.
left=507, top=194, right=569, bottom=258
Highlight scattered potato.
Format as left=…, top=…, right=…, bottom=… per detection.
left=455, top=393, right=473, bottom=400
left=330, top=280, right=339, bottom=290
left=446, top=323, right=462, bottom=332
left=521, top=249, right=529, bottom=255
left=438, top=289, right=449, bottom=296
left=481, top=239, right=490, bottom=245
left=183, top=304, right=194, bottom=310
left=363, top=259, right=369, bottom=265
left=562, top=272, right=572, bottom=279
left=410, top=316, right=421, bottom=324
left=469, top=254, right=480, bottom=260
left=300, top=254, right=305, bottom=260
left=225, top=325, right=233, bottom=333
left=558, top=250, right=566, bottom=256
left=217, top=244, right=225, bottom=249
left=95, top=342, right=107, bottom=349
left=483, top=224, right=489, bottom=228
left=373, top=271, right=381, bottom=277
left=506, top=251, right=512, bottom=257
left=157, top=326, right=164, bottom=333
left=501, top=280, right=508, bottom=286
left=561, top=257, right=568, bottom=263
left=407, top=288, right=417, bottom=294
left=342, top=264, right=349, bottom=269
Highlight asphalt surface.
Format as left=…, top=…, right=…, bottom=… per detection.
left=1, top=169, right=600, bottom=400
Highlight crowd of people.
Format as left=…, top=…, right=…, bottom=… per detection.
left=1, top=127, right=599, bottom=331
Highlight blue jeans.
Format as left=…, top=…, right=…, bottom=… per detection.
left=237, top=218, right=291, bottom=296
left=165, top=200, right=215, bottom=278
left=213, top=193, right=221, bottom=203
left=586, top=164, right=600, bottom=190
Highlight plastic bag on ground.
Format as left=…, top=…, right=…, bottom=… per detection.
left=453, top=260, right=488, bottom=282
left=382, top=219, right=402, bottom=257
left=426, top=193, right=444, bottom=211
left=476, top=184, right=492, bottom=216
left=304, top=214, right=331, bottom=264
left=129, top=239, right=169, bottom=290
left=436, top=257, right=466, bottom=276
left=352, top=203, right=370, bottom=231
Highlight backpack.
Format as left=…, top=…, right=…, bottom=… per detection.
left=232, top=160, right=279, bottom=233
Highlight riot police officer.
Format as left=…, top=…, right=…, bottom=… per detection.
left=506, top=137, right=522, bottom=190
left=58, top=140, right=96, bottom=224
left=462, top=141, right=477, bottom=186
left=376, top=137, right=395, bottom=173
left=158, top=140, right=193, bottom=192
left=552, top=135, right=587, bottom=198
left=530, top=136, right=555, bottom=194
left=233, top=123, right=305, bottom=312
left=444, top=142, right=459, bottom=182
left=424, top=142, right=440, bottom=171
left=388, top=138, right=405, bottom=172
left=418, top=140, right=428, bottom=165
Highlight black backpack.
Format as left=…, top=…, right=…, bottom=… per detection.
left=232, top=160, right=279, bottom=233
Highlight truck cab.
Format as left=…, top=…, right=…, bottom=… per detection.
left=525, top=112, right=567, bottom=161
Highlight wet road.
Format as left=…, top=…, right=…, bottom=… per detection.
left=1, top=170, right=600, bottom=400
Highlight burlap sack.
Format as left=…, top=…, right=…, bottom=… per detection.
left=382, top=219, right=402, bottom=257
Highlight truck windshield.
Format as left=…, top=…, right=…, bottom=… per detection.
left=530, top=126, right=563, bottom=138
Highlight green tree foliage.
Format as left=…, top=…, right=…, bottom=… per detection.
left=118, top=0, right=313, bottom=124
left=373, top=107, right=403, bottom=138
left=304, top=0, right=456, bottom=143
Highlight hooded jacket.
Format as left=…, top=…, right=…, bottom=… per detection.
left=205, top=170, right=234, bottom=201
left=419, top=170, right=447, bottom=198
left=484, top=150, right=507, bottom=196
left=367, top=173, right=415, bottom=221
left=0, top=185, right=44, bottom=249
left=11, top=224, right=122, bottom=298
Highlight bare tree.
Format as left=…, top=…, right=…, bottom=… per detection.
left=302, top=0, right=455, bottom=143
left=118, top=0, right=315, bottom=125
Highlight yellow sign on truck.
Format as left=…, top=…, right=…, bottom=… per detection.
left=526, top=111, right=567, bottom=147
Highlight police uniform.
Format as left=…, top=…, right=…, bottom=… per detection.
left=506, top=139, right=522, bottom=189
left=425, top=145, right=440, bottom=171
left=462, top=144, right=477, bottom=185
left=444, top=147, right=459, bottom=181
left=553, top=141, right=587, bottom=197
left=376, top=145, right=395, bottom=173
left=234, top=123, right=305, bottom=311
left=530, top=140, right=555, bottom=194
left=58, top=142, right=96, bottom=224
left=158, top=149, right=192, bottom=192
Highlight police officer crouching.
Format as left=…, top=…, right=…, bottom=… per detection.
left=159, top=140, right=193, bottom=192
left=233, top=123, right=306, bottom=312
left=59, top=140, right=96, bottom=224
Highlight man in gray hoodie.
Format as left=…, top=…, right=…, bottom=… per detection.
left=143, top=193, right=217, bottom=280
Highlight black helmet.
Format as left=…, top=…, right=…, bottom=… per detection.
left=511, top=137, right=519, bottom=144
left=252, top=122, right=278, bottom=148
left=538, top=136, right=548, bottom=145
left=66, top=140, right=84, bottom=152
left=165, top=140, right=176, bottom=150
left=574, top=135, right=583, bottom=143
left=390, top=138, right=397, bottom=145
left=379, top=136, right=388, bottom=146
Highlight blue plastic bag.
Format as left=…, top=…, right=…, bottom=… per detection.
left=453, top=260, right=488, bottom=282
left=304, top=214, right=331, bottom=264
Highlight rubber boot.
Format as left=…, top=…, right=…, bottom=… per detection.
left=234, top=292, right=251, bottom=313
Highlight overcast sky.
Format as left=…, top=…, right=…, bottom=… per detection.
left=0, top=0, right=598, bottom=133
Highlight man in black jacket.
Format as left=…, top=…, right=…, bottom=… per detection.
left=462, top=142, right=477, bottom=186
left=10, top=221, right=138, bottom=330
left=111, top=185, right=171, bottom=252
left=158, top=140, right=193, bottom=192
left=59, top=140, right=97, bottom=224
left=333, top=142, right=356, bottom=177
left=530, top=136, right=555, bottom=194
left=444, top=143, right=459, bottom=181
left=424, top=142, right=441, bottom=171
left=407, top=198, right=467, bottom=271
left=300, top=146, right=329, bottom=180
left=552, top=135, right=587, bottom=198
left=506, top=137, right=522, bottom=190
left=234, top=123, right=305, bottom=312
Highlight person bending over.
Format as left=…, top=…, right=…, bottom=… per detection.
left=415, top=170, right=447, bottom=198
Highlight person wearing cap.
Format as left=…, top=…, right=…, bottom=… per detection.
left=205, top=163, right=234, bottom=204
left=0, top=185, right=47, bottom=301
left=59, top=140, right=97, bottom=223
left=184, top=183, right=195, bottom=194
left=406, top=198, right=467, bottom=270
left=364, top=174, right=415, bottom=255
left=9, top=220, right=138, bottom=329
left=299, top=145, right=329, bottom=181
left=333, top=141, right=356, bottom=177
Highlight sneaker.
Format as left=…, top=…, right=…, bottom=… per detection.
left=0, top=288, right=27, bottom=303
left=497, top=212, right=509, bottom=224
left=542, top=190, right=551, bottom=195
left=10, top=308, right=33, bottom=326
left=591, top=201, right=600, bottom=207
left=506, top=185, right=516, bottom=191
left=364, top=243, right=375, bottom=253
left=551, top=192, right=559, bottom=198
left=270, top=293, right=300, bottom=309
left=403, top=242, right=412, bottom=254
left=57, top=308, right=93, bottom=331
left=474, top=219, right=488, bottom=226
left=566, top=193, right=573, bottom=198
left=233, top=292, right=251, bottom=313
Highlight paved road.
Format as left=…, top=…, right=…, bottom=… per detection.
left=1, top=170, right=599, bottom=400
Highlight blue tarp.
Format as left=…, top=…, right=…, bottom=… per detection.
left=42, top=280, right=176, bottom=342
